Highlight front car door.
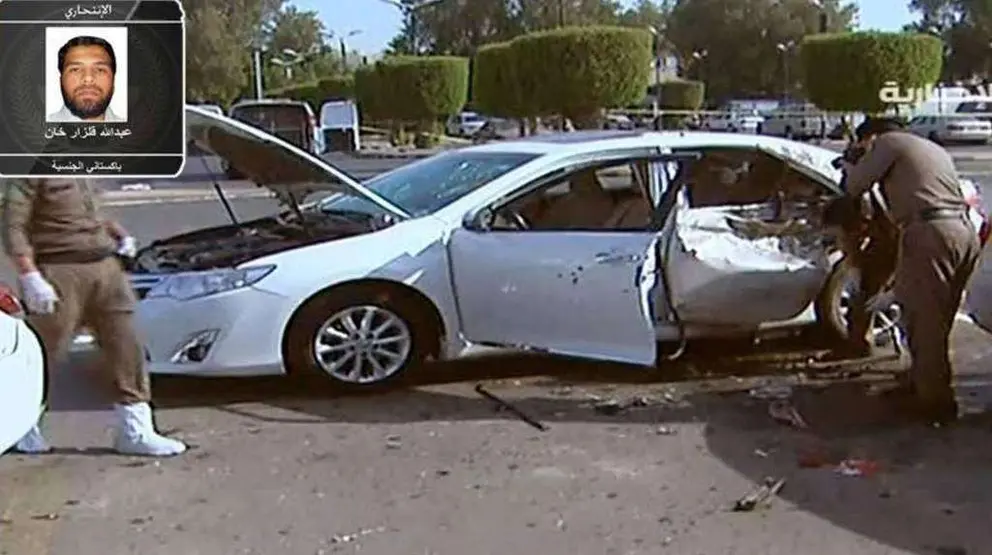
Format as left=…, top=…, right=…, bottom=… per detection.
left=447, top=149, right=670, bottom=365
left=659, top=144, right=837, bottom=327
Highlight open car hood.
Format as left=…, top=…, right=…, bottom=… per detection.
left=185, top=105, right=409, bottom=219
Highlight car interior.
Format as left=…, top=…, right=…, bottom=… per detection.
left=490, top=159, right=655, bottom=231
left=485, top=147, right=827, bottom=234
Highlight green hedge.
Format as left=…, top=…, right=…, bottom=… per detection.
left=472, top=42, right=534, bottom=118
left=472, top=26, right=652, bottom=123
left=268, top=75, right=355, bottom=109
left=799, top=32, right=944, bottom=113
left=650, top=79, right=705, bottom=110
left=354, top=65, right=387, bottom=122
left=357, top=56, right=469, bottom=123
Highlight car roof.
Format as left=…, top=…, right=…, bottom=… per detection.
left=460, top=130, right=804, bottom=155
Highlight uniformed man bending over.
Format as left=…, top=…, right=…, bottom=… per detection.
left=3, top=178, right=187, bottom=456
left=842, top=117, right=981, bottom=424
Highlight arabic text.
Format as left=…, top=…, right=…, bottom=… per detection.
left=50, top=159, right=124, bottom=174
left=43, top=125, right=133, bottom=141
left=64, top=4, right=113, bottom=19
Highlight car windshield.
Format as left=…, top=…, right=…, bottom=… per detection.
left=318, top=151, right=540, bottom=217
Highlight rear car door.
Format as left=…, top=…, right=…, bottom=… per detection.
left=658, top=145, right=836, bottom=327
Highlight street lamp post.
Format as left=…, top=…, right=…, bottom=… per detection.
left=376, top=0, right=448, bottom=55
left=335, top=29, right=362, bottom=69
left=271, top=48, right=306, bottom=81
left=776, top=41, right=796, bottom=102
left=648, top=25, right=663, bottom=119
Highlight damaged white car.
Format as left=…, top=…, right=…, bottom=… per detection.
left=130, top=106, right=987, bottom=389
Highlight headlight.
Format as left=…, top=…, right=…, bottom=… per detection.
left=145, top=265, right=275, bottom=301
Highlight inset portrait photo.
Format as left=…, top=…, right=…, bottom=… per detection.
left=45, top=26, right=128, bottom=124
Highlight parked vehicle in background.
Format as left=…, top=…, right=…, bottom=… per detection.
left=603, top=114, right=636, bottom=130
left=0, top=285, right=45, bottom=455
left=320, top=100, right=361, bottom=153
left=194, top=103, right=224, bottom=117
left=907, top=114, right=991, bottom=145
left=759, top=102, right=834, bottom=141
left=702, top=111, right=764, bottom=133
left=954, top=99, right=992, bottom=123
left=446, top=112, right=489, bottom=137
left=229, top=99, right=321, bottom=155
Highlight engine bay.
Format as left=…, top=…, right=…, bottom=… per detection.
left=130, top=208, right=390, bottom=273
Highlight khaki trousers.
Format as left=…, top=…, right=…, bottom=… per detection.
left=894, top=218, right=981, bottom=404
left=27, top=256, right=150, bottom=405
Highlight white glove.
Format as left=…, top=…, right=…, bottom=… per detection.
left=19, top=272, right=59, bottom=315
left=116, top=236, right=137, bottom=258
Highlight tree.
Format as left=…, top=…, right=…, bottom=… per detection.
left=357, top=56, right=469, bottom=134
left=906, top=0, right=992, bottom=83
left=799, top=32, right=944, bottom=113
left=387, top=0, right=625, bottom=56
left=509, top=26, right=653, bottom=127
left=665, top=0, right=857, bottom=104
left=184, top=0, right=285, bottom=104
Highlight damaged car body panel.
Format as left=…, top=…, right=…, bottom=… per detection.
left=447, top=148, right=687, bottom=366
left=657, top=142, right=838, bottom=330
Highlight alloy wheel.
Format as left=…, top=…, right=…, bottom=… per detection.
left=313, top=305, right=413, bottom=384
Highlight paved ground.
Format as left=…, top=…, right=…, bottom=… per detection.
left=3, top=155, right=992, bottom=554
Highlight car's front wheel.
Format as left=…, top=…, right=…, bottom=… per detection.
left=814, top=262, right=901, bottom=348
left=284, top=287, right=434, bottom=390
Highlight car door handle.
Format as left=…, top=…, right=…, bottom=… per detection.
left=594, top=252, right=643, bottom=265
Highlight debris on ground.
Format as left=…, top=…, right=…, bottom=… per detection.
left=329, top=526, right=387, bottom=544
left=475, top=384, right=548, bottom=431
left=749, top=384, right=794, bottom=400
left=385, top=435, right=402, bottom=450
left=753, top=449, right=770, bottom=458
left=768, top=399, right=809, bottom=429
left=732, top=477, right=787, bottom=512
left=30, top=513, right=59, bottom=521
left=834, top=458, right=881, bottom=478
left=655, top=425, right=678, bottom=436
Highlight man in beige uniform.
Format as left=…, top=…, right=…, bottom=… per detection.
left=3, top=178, right=186, bottom=456
left=843, top=117, right=981, bottom=424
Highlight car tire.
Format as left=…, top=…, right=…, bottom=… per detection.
left=784, top=126, right=794, bottom=139
left=814, top=260, right=900, bottom=346
left=284, top=286, right=436, bottom=391
left=927, top=131, right=943, bottom=145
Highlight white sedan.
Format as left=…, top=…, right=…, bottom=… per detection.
left=129, top=107, right=988, bottom=390
left=0, top=286, right=45, bottom=454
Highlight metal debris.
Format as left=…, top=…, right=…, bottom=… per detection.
left=835, top=459, right=880, bottom=478
left=749, top=384, right=794, bottom=400
left=475, top=384, right=548, bottom=431
left=768, top=399, right=809, bottom=429
left=732, top=477, right=786, bottom=512
left=329, top=526, right=387, bottom=544
left=30, top=513, right=59, bottom=521
left=655, top=425, right=678, bottom=436
left=385, top=435, right=402, bottom=449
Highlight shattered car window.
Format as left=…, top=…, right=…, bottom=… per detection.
left=321, top=151, right=540, bottom=217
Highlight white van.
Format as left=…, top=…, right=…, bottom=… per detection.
left=319, top=100, right=361, bottom=152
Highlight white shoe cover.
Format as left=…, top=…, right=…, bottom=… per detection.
left=12, top=424, right=52, bottom=454
left=113, top=402, right=187, bottom=457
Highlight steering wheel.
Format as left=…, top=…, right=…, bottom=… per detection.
left=494, top=207, right=530, bottom=230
